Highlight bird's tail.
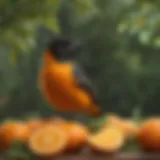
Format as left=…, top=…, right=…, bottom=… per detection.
left=86, top=104, right=103, bottom=118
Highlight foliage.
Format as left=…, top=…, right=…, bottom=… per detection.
left=0, top=0, right=96, bottom=64
left=65, top=0, right=160, bottom=116
left=3, top=141, right=34, bottom=160
left=0, top=0, right=160, bottom=119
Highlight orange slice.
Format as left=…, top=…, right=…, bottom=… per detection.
left=28, top=125, right=68, bottom=156
left=88, top=125, right=125, bottom=153
left=106, top=115, right=138, bottom=139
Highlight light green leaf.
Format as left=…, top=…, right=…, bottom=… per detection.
left=138, top=30, right=152, bottom=44
left=117, top=22, right=128, bottom=33
left=153, top=37, right=160, bottom=47
left=127, top=54, right=142, bottom=72
left=44, top=17, right=60, bottom=33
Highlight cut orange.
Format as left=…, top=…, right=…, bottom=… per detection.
left=106, top=115, right=138, bottom=139
left=88, top=125, right=125, bottom=153
left=28, top=125, right=68, bottom=156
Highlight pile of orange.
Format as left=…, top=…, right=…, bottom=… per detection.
left=0, top=118, right=89, bottom=156
left=0, top=115, right=160, bottom=157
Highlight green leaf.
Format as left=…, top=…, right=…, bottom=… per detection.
left=127, top=54, right=142, bottom=72
left=138, top=30, right=152, bottom=44
left=9, top=50, right=19, bottom=65
left=44, top=17, right=60, bottom=33
left=73, top=0, right=98, bottom=16
left=87, top=116, right=106, bottom=132
left=5, top=141, right=34, bottom=160
left=46, top=0, right=62, bottom=12
left=153, top=37, right=160, bottom=47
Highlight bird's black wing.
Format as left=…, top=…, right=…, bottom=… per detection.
left=72, top=62, right=99, bottom=104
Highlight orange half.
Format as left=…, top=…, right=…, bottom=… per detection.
left=28, top=125, right=68, bottom=156
left=88, top=125, right=125, bottom=152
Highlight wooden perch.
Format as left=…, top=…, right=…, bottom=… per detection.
left=38, top=153, right=160, bottom=160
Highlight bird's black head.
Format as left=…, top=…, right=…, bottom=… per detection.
left=47, top=37, right=81, bottom=61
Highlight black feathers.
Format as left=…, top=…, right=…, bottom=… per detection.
left=47, top=36, right=81, bottom=60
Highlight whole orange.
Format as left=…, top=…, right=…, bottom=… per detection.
left=62, top=122, right=89, bottom=150
left=0, top=121, right=30, bottom=149
left=137, top=118, right=160, bottom=151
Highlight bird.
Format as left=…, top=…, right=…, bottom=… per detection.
left=38, top=36, right=102, bottom=117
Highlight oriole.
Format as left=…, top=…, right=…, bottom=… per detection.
left=38, top=37, right=102, bottom=117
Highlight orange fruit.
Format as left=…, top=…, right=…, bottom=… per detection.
left=106, top=115, right=138, bottom=138
left=106, top=115, right=125, bottom=130
left=137, top=118, right=160, bottom=151
left=28, top=124, right=68, bottom=156
left=27, top=119, right=46, bottom=132
left=46, top=117, right=66, bottom=126
left=0, top=125, right=8, bottom=150
left=0, top=121, right=30, bottom=149
left=123, top=120, right=139, bottom=138
left=61, top=122, right=89, bottom=150
left=107, top=114, right=122, bottom=124
left=88, top=125, right=125, bottom=153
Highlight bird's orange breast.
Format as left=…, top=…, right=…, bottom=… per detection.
left=39, top=58, right=92, bottom=113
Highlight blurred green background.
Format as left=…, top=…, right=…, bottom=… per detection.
left=0, top=0, right=159, bottom=120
